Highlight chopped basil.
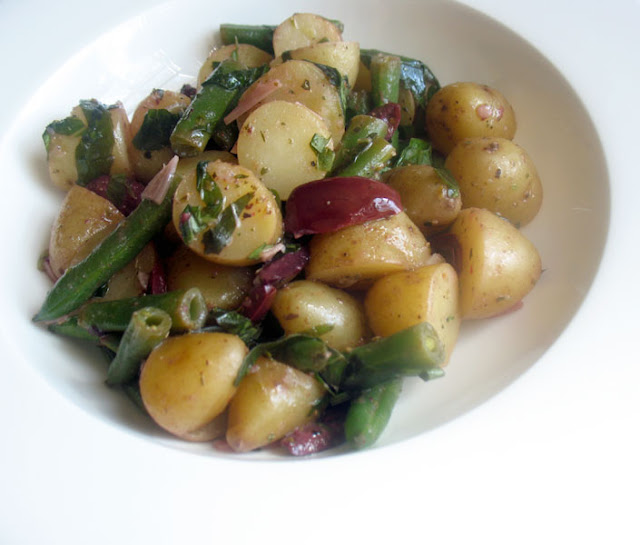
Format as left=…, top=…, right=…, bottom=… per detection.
left=179, top=204, right=207, bottom=243
left=206, top=308, right=262, bottom=346
left=310, top=133, right=335, bottom=172
left=42, top=116, right=85, bottom=151
left=395, top=138, right=433, bottom=167
left=434, top=166, right=461, bottom=198
left=203, top=192, right=254, bottom=254
left=196, top=161, right=225, bottom=217
left=75, top=99, right=115, bottom=186
left=132, top=108, right=181, bottom=151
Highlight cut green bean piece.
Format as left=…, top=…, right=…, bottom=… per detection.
left=78, top=288, right=207, bottom=333
left=170, top=59, right=268, bottom=157
left=219, top=24, right=276, bottom=53
left=370, top=53, right=402, bottom=108
left=332, top=115, right=389, bottom=173
left=47, top=316, right=121, bottom=353
left=106, top=307, right=171, bottom=385
left=344, top=378, right=403, bottom=449
left=342, top=321, right=445, bottom=389
left=332, top=136, right=396, bottom=179
left=33, top=160, right=180, bottom=323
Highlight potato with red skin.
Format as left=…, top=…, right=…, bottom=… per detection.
left=425, top=82, right=517, bottom=155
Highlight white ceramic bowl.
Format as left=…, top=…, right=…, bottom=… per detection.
left=1, top=0, right=637, bottom=543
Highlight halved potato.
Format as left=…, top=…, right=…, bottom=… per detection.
left=272, top=13, right=343, bottom=57
left=237, top=101, right=333, bottom=199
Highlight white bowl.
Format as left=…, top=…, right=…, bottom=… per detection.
left=1, top=0, right=637, bottom=543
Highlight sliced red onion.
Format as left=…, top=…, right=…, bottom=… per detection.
left=370, top=102, right=402, bottom=140
left=141, top=155, right=179, bottom=204
left=223, top=79, right=282, bottom=125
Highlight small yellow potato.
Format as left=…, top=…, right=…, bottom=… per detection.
left=449, top=207, right=542, bottom=319
left=444, top=137, right=543, bottom=227
left=139, top=332, right=248, bottom=440
left=425, top=82, right=517, bottom=155
left=226, top=356, right=325, bottom=452
left=45, top=102, right=134, bottom=190
left=384, top=164, right=462, bottom=237
left=364, top=263, right=461, bottom=365
left=306, top=212, right=432, bottom=290
left=284, top=41, right=360, bottom=89
left=272, top=13, right=343, bottom=58
left=237, top=101, right=333, bottom=199
left=172, top=160, right=283, bottom=266
left=197, top=44, right=273, bottom=87
left=48, top=185, right=124, bottom=277
left=271, top=280, right=369, bottom=350
left=166, top=245, right=253, bottom=310
left=234, top=60, right=345, bottom=145
left=174, top=150, right=237, bottom=180
left=128, top=89, right=191, bottom=183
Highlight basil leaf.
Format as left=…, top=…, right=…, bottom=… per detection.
left=203, top=192, right=254, bottom=254
left=179, top=204, right=207, bottom=244
left=310, top=133, right=335, bottom=172
left=196, top=161, right=225, bottom=217
left=75, top=100, right=114, bottom=186
left=132, top=108, right=181, bottom=151
left=207, top=308, right=262, bottom=346
left=434, top=166, right=461, bottom=198
left=395, top=138, right=433, bottom=167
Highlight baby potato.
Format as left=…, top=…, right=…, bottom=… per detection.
left=449, top=207, right=542, bottom=319
left=165, top=245, right=253, bottom=310
left=384, top=164, right=462, bottom=237
left=237, top=101, right=333, bottom=200
left=284, top=41, right=360, bottom=89
left=425, top=82, right=517, bottom=155
left=306, top=212, right=432, bottom=290
left=272, top=13, right=343, bottom=58
left=364, top=263, right=461, bottom=365
left=444, top=137, right=543, bottom=227
left=128, top=89, right=191, bottom=183
left=226, top=356, right=326, bottom=452
left=48, top=185, right=124, bottom=277
left=271, top=280, right=369, bottom=350
left=172, top=159, right=283, bottom=266
left=139, top=332, right=248, bottom=440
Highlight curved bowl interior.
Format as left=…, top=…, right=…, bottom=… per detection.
left=0, top=0, right=609, bottom=458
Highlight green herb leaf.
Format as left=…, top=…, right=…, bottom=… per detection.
left=207, top=308, right=262, bottom=345
left=179, top=204, right=207, bottom=243
left=75, top=100, right=115, bottom=186
left=132, top=108, right=181, bottom=151
left=203, top=192, right=254, bottom=254
left=196, top=161, right=225, bottom=217
left=310, top=133, right=335, bottom=172
left=42, top=116, right=86, bottom=151
left=434, top=166, right=461, bottom=198
left=395, top=138, right=433, bottom=167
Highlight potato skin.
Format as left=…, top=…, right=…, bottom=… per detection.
left=364, top=263, right=461, bottom=365
left=226, top=356, right=325, bottom=452
left=305, top=212, right=432, bottom=290
left=449, top=207, right=542, bottom=319
left=384, top=165, right=462, bottom=236
left=444, top=137, right=543, bottom=227
left=165, top=245, right=253, bottom=310
left=425, top=82, right=517, bottom=155
left=139, top=332, right=248, bottom=439
left=271, top=280, right=369, bottom=350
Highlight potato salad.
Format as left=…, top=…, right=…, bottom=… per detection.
left=34, top=13, right=543, bottom=455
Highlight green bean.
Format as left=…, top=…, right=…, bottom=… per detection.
left=344, top=378, right=403, bottom=449
left=78, top=288, right=207, bottom=333
left=332, top=115, right=389, bottom=173
left=47, top=316, right=121, bottom=352
left=219, top=24, right=276, bottom=54
left=370, top=53, right=402, bottom=108
left=33, top=167, right=180, bottom=323
left=170, top=59, right=268, bottom=157
left=106, top=307, right=171, bottom=385
left=332, top=136, right=396, bottom=179
left=342, top=321, right=445, bottom=389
